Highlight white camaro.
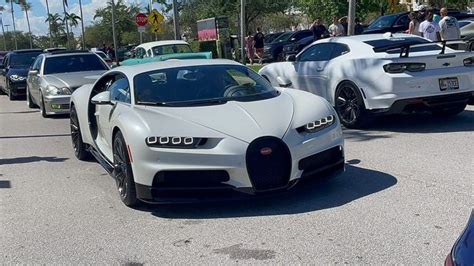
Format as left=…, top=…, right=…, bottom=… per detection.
left=259, top=33, right=474, bottom=128
left=70, top=59, right=344, bottom=206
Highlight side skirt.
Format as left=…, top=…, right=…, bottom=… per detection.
left=87, top=146, right=114, bottom=174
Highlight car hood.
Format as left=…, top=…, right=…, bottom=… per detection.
left=43, top=70, right=106, bottom=90
left=134, top=93, right=295, bottom=143
left=8, top=68, right=29, bottom=77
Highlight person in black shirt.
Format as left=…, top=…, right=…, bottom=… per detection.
left=354, top=18, right=364, bottom=35
left=253, top=27, right=265, bottom=64
left=311, top=18, right=328, bottom=41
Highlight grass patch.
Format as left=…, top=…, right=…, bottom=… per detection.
left=247, top=64, right=264, bottom=72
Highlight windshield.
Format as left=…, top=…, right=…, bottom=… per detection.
left=151, top=44, right=192, bottom=56
left=134, top=65, right=278, bottom=106
left=44, top=54, right=109, bottom=75
left=10, top=52, right=42, bottom=68
left=368, top=14, right=398, bottom=30
left=271, top=32, right=293, bottom=43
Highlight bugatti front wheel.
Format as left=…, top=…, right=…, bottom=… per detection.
left=335, top=82, right=371, bottom=129
left=70, top=105, right=91, bottom=161
left=113, top=131, right=139, bottom=207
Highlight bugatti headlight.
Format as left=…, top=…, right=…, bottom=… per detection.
left=297, top=115, right=335, bottom=133
left=9, top=74, right=26, bottom=81
left=145, top=136, right=207, bottom=149
left=45, top=85, right=72, bottom=96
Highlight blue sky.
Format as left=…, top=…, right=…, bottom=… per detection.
left=0, top=0, right=163, bottom=36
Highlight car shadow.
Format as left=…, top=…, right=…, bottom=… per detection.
left=0, top=156, right=68, bottom=165
left=146, top=164, right=397, bottom=219
left=49, top=114, right=70, bottom=120
left=368, top=110, right=474, bottom=133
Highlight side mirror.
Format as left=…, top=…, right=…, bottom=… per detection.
left=277, top=76, right=292, bottom=88
left=29, top=70, right=38, bottom=75
left=91, top=91, right=112, bottom=105
left=286, top=54, right=296, bottom=62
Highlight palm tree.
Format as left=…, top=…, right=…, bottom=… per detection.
left=45, top=0, right=53, bottom=47
left=62, top=0, right=70, bottom=48
left=5, top=0, right=19, bottom=50
left=64, top=12, right=81, bottom=28
left=78, top=0, right=86, bottom=49
left=19, top=1, right=33, bottom=48
left=46, top=13, right=65, bottom=46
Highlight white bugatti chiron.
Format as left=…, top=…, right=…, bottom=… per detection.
left=69, top=59, right=345, bottom=206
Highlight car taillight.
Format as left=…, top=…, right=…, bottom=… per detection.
left=463, top=57, right=474, bottom=67
left=383, top=63, right=426, bottom=73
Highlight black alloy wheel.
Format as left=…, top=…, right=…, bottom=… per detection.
left=112, top=131, right=139, bottom=207
left=39, top=91, right=49, bottom=118
left=335, top=82, right=370, bottom=128
left=70, top=106, right=91, bottom=161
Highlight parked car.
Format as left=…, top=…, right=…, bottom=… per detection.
left=0, top=49, right=43, bottom=100
left=445, top=210, right=473, bottom=266
left=263, top=30, right=313, bottom=62
left=264, top=32, right=284, bottom=44
left=26, top=50, right=109, bottom=117
left=259, top=33, right=474, bottom=128
left=363, top=11, right=474, bottom=34
left=459, top=20, right=474, bottom=40
left=93, top=50, right=113, bottom=67
left=0, top=51, right=8, bottom=63
left=69, top=59, right=345, bottom=206
left=282, top=36, right=314, bottom=60
left=132, top=40, right=192, bottom=59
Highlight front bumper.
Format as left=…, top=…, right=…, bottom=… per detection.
left=370, top=92, right=472, bottom=115
left=43, top=94, right=71, bottom=115
left=8, top=81, right=27, bottom=96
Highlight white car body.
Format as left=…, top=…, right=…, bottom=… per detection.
left=259, top=33, right=474, bottom=127
left=70, top=59, right=345, bottom=205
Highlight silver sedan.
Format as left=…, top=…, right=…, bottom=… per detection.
left=26, top=51, right=109, bottom=117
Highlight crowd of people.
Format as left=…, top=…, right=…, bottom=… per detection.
left=310, top=16, right=365, bottom=41
left=406, top=7, right=461, bottom=42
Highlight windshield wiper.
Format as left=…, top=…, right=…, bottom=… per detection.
left=137, top=99, right=228, bottom=107
left=136, top=101, right=169, bottom=106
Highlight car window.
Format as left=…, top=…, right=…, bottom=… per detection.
left=43, top=54, right=108, bottom=75
left=331, top=44, right=350, bottom=59
left=2, top=55, right=8, bottom=67
left=134, top=65, right=278, bottom=106
left=109, top=77, right=131, bottom=103
left=151, top=44, right=192, bottom=56
left=368, top=14, right=398, bottom=30
left=31, top=56, right=43, bottom=71
left=298, top=43, right=334, bottom=62
left=135, top=48, right=145, bottom=59
left=294, top=31, right=312, bottom=41
left=147, top=49, right=152, bottom=57
left=9, top=52, right=42, bottom=68
left=395, top=15, right=410, bottom=27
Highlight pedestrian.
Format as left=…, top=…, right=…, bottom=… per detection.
left=439, top=7, right=461, bottom=41
left=310, top=18, right=327, bottom=41
left=253, top=27, right=265, bottom=64
left=354, top=18, right=364, bottom=35
left=245, top=31, right=255, bottom=65
left=419, top=10, right=441, bottom=42
left=406, top=12, right=421, bottom=36
left=328, top=16, right=344, bottom=37
left=340, top=16, right=348, bottom=36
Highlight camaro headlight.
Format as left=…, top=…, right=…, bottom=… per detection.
left=9, top=74, right=26, bottom=81
left=145, top=136, right=207, bottom=149
left=45, top=85, right=72, bottom=96
left=297, top=115, right=335, bottom=133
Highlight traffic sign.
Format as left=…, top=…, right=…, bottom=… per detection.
left=150, top=25, right=163, bottom=33
left=135, top=13, right=148, bottom=27
left=148, top=9, right=164, bottom=26
left=138, top=26, right=146, bottom=33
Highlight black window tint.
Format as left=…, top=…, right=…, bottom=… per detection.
left=298, top=44, right=334, bottom=61
left=31, top=56, right=42, bottom=70
left=9, top=52, right=42, bottom=68
left=331, top=44, right=350, bottom=59
left=395, top=15, right=410, bottom=27
left=109, top=77, right=130, bottom=103
left=44, top=54, right=108, bottom=75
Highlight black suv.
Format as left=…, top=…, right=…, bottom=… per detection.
left=282, top=36, right=314, bottom=60
left=0, top=49, right=43, bottom=100
left=263, top=30, right=313, bottom=62
left=363, top=10, right=474, bottom=34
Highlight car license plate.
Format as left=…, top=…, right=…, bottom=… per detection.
left=439, top=78, right=459, bottom=91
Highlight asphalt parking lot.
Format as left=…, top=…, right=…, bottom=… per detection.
left=0, top=95, right=472, bottom=264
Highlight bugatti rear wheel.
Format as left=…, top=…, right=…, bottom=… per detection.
left=113, top=131, right=139, bottom=207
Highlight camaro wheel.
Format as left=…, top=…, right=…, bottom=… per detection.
left=431, top=103, right=467, bottom=117
left=335, top=82, right=371, bottom=129
left=26, top=86, right=38, bottom=108
left=39, top=92, right=49, bottom=118
left=113, top=131, right=139, bottom=207
left=70, top=106, right=91, bottom=161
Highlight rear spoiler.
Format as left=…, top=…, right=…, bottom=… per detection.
left=373, top=39, right=474, bottom=58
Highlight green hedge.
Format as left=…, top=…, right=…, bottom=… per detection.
left=190, top=40, right=218, bottom=58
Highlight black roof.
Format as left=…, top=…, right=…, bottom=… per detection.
left=11, top=49, right=43, bottom=54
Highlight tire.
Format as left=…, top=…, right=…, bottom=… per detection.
left=39, top=91, right=49, bottom=118
left=112, top=131, right=139, bottom=207
left=26, top=86, right=38, bottom=108
left=7, top=84, right=15, bottom=101
left=334, top=81, right=372, bottom=129
left=431, top=103, right=467, bottom=117
left=70, top=105, right=91, bottom=161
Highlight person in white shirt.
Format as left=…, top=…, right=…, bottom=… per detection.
left=419, top=10, right=441, bottom=41
left=439, top=7, right=461, bottom=40
left=328, top=16, right=344, bottom=37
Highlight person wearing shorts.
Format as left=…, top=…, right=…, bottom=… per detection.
left=253, top=28, right=265, bottom=64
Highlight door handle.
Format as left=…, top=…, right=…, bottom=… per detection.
left=316, top=67, right=324, bottom=72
